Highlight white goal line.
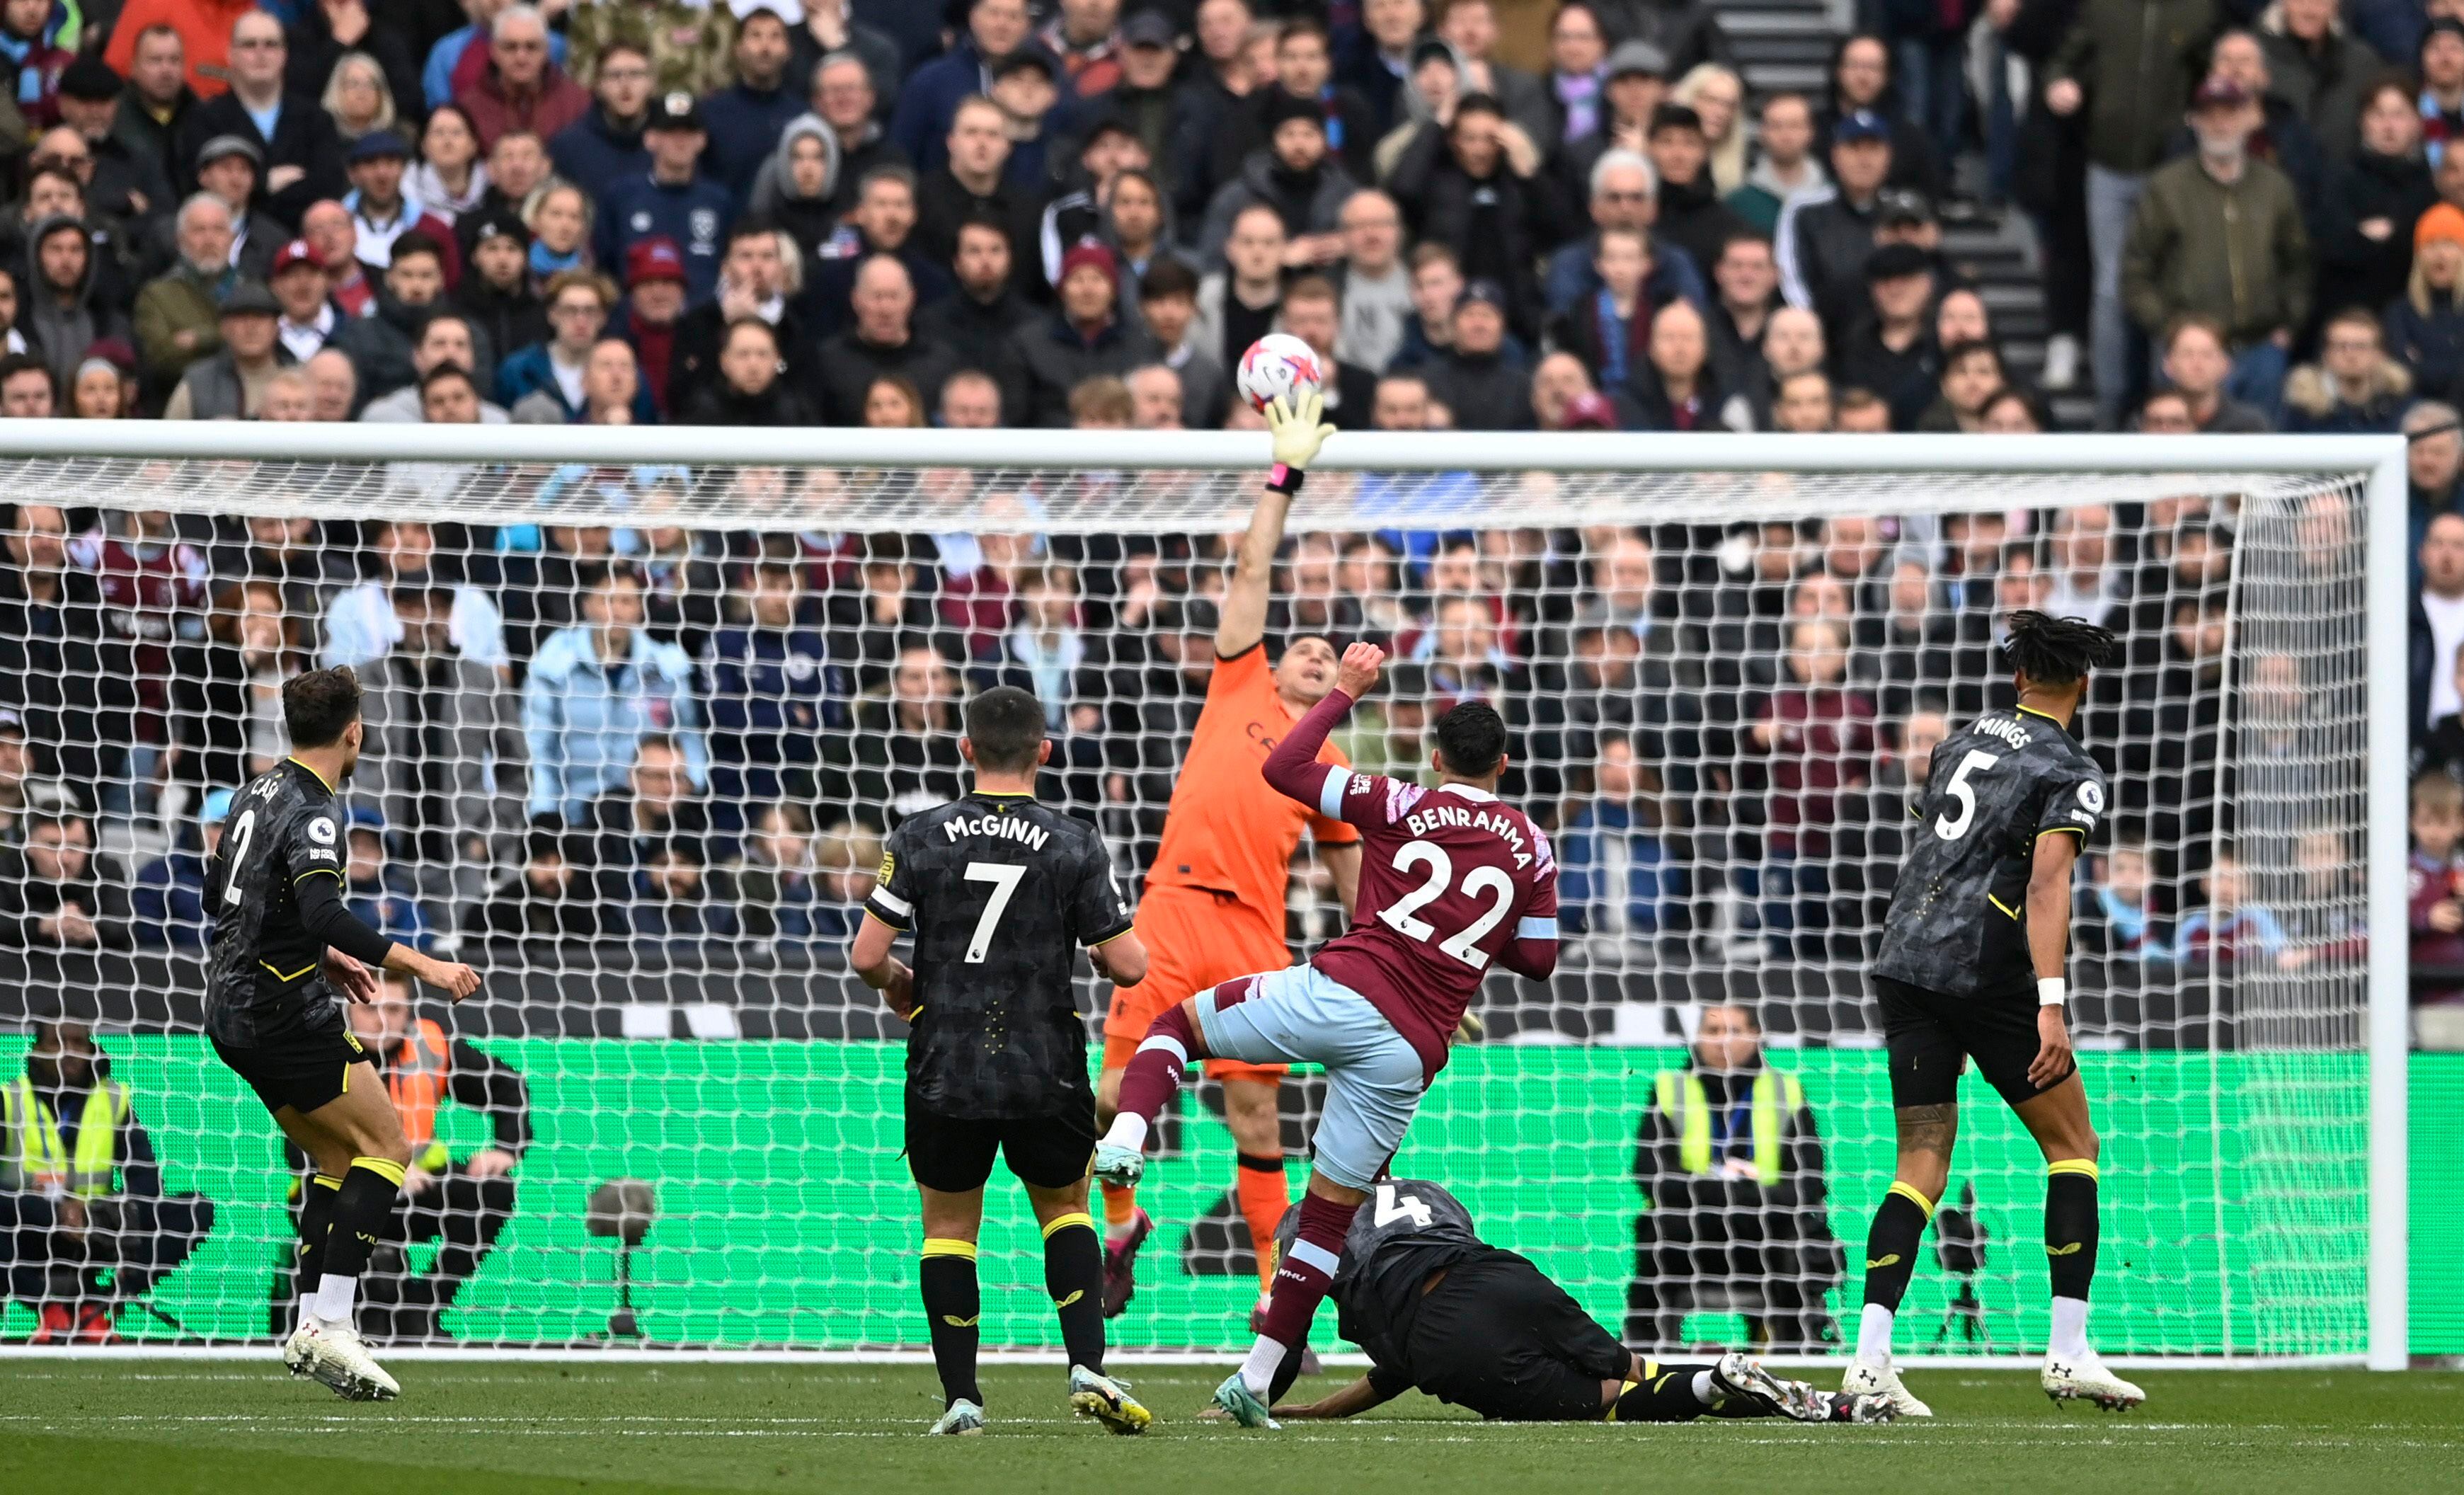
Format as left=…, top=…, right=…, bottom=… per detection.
left=0, top=1346, right=2370, bottom=1370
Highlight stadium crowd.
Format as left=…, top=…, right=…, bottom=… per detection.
left=0, top=0, right=2431, bottom=1038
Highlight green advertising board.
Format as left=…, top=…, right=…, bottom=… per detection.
left=4, top=1038, right=2453, bottom=1358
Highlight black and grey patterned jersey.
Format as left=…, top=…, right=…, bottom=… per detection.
left=202, top=758, right=351, bottom=1046
left=1873, top=704, right=2107, bottom=998
left=1277, top=1177, right=1494, bottom=1380
left=864, top=791, right=1135, bottom=1120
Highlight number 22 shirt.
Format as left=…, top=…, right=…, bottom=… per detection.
left=1297, top=773, right=1559, bottom=1083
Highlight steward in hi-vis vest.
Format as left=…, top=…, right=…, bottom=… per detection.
left=3, top=1019, right=217, bottom=1344
left=1627, top=1003, right=1840, bottom=1355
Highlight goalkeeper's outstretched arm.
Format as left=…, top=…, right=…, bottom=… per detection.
left=1216, top=391, right=1337, bottom=660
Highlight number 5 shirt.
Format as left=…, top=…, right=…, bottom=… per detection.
left=1874, top=704, right=2108, bottom=1000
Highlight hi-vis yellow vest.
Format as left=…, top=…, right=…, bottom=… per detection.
left=0, top=1075, right=128, bottom=1196
left=1651, top=1070, right=1803, bottom=1184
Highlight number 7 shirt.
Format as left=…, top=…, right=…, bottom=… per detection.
left=1261, top=689, right=1559, bottom=1083
left=864, top=790, right=1137, bottom=1119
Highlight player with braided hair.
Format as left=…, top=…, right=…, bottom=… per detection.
left=1843, top=611, right=2144, bottom=1416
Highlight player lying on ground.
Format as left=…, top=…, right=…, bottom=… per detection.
left=851, top=685, right=1155, bottom=1436
left=1847, top=612, right=2144, bottom=1415
left=1095, top=641, right=1559, bottom=1429
left=1230, top=1176, right=1892, bottom=1426
left=1094, top=387, right=1360, bottom=1325
left=202, top=666, right=482, bottom=1401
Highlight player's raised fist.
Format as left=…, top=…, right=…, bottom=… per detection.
left=1336, top=641, right=1385, bottom=697
left=418, top=955, right=483, bottom=1002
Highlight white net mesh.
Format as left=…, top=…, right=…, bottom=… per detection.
left=0, top=450, right=2376, bottom=1359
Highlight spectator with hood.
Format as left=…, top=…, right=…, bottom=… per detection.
left=1197, top=88, right=1360, bottom=270
left=22, top=214, right=127, bottom=388
left=751, top=114, right=842, bottom=267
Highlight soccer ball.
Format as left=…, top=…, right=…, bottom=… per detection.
left=1237, top=333, right=1325, bottom=414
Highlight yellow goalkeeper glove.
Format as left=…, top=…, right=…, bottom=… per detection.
left=1266, top=390, right=1338, bottom=472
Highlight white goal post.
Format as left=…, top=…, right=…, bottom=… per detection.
left=0, top=421, right=2407, bottom=1370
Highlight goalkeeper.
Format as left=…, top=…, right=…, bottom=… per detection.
left=1246, top=1177, right=1890, bottom=1427
left=1094, top=389, right=1361, bottom=1321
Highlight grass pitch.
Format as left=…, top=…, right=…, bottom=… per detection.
left=3, top=1361, right=2459, bottom=1494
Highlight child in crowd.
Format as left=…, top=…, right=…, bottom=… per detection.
left=2085, top=836, right=2158, bottom=961
left=2286, top=827, right=2367, bottom=970
left=2409, top=772, right=2464, bottom=1017
left=2172, top=844, right=2289, bottom=971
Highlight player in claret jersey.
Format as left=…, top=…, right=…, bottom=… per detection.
left=1094, top=642, right=1558, bottom=1429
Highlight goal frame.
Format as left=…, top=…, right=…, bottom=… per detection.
left=0, top=420, right=2410, bottom=1371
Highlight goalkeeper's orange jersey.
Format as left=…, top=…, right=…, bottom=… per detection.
left=1146, top=643, right=1359, bottom=905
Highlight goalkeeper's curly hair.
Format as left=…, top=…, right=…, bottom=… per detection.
left=2000, top=609, right=2117, bottom=687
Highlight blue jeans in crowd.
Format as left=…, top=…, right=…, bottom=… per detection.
left=2225, top=339, right=2289, bottom=423
left=1741, top=851, right=1835, bottom=965
left=2087, top=164, right=2149, bottom=427
left=1898, top=35, right=1970, bottom=180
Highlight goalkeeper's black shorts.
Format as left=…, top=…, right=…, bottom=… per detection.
left=1875, top=974, right=2074, bottom=1109
left=1405, top=1250, right=1630, bottom=1421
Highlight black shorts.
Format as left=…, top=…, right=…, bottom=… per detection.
left=1404, top=1251, right=1629, bottom=1421
left=903, top=1092, right=1097, bottom=1193
left=1874, top=974, right=2072, bottom=1109
left=212, top=1024, right=371, bottom=1116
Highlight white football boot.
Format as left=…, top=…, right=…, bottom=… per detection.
left=2042, top=1348, right=2145, bottom=1410
left=927, top=1398, right=987, bottom=1435
left=1840, top=1359, right=1933, bottom=1418
left=290, top=1318, right=401, bottom=1402
left=1090, top=1142, right=1145, bottom=1188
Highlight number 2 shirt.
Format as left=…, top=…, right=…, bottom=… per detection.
left=865, top=791, right=1136, bottom=1118
left=1873, top=704, right=2108, bottom=1000
left=1299, top=772, right=1559, bottom=1082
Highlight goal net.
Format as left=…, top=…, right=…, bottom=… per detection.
left=0, top=427, right=2404, bottom=1364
